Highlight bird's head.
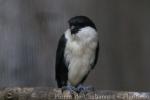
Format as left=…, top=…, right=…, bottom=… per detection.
left=68, top=16, right=97, bottom=34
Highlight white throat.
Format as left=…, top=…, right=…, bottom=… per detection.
left=65, top=26, right=98, bottom=43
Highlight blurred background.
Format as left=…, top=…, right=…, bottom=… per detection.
left=0, top=0, right=150, bottom=91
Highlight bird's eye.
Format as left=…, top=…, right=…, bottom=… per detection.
left=70, top=25, right=75, bottom=30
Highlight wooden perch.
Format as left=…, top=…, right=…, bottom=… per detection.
left=0, top=87, right=150, bottom=100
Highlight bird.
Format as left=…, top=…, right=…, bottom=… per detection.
left=55, top=16, right=99, bottom=93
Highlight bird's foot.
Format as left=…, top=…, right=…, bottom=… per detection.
left=76, top=84, right=94, bottom=94
left=62, top=85, right=76, bottom=95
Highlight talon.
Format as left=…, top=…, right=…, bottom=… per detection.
left=62, top=85, right=76, bottom=95
left=77, top=85, right=94, bottom=94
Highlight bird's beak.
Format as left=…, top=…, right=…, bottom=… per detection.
left=70, top=25, right=79, bottom=34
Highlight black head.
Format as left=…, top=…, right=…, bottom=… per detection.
left=68, top=16, right=97, bottom=34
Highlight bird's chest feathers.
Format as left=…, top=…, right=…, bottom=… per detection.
left=64, top=28, right=97, bottom=85
left=64, top=36, right=97, bottom=72
left=65, top=39, right=94, bottom=63
left=66, top=41, right=84, bottom=57
left=64, top=28, right=97, bottom=68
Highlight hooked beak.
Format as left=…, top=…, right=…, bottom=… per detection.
left=70, top=26, right=79, bottom=34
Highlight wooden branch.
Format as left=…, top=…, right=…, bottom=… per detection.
left=0, top=87, right=150, bottom=100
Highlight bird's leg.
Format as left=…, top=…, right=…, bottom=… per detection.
left=76, top=84, right=94, bottom=94
left=62, top=82, right=76, bottom=94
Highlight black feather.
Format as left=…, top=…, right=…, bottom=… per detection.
left=55, top=34, right=68, bottom=88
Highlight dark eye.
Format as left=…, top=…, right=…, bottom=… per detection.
left=70, top=25, right=75, bottom=30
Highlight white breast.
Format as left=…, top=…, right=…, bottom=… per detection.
left=64, top=27, right=98, bottom=86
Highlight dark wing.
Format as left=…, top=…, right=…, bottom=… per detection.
left=55, top=34, right=68, bottom=88
left=91, top=41, right=99, bottom=69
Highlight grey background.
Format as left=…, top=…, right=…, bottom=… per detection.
left=0, top=0, right=150, bottom=91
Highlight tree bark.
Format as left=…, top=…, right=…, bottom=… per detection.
left=0, top=87, right=149, bottom=100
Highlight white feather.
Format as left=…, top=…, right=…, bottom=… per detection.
left=64, top=26, right=98, bottom=86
